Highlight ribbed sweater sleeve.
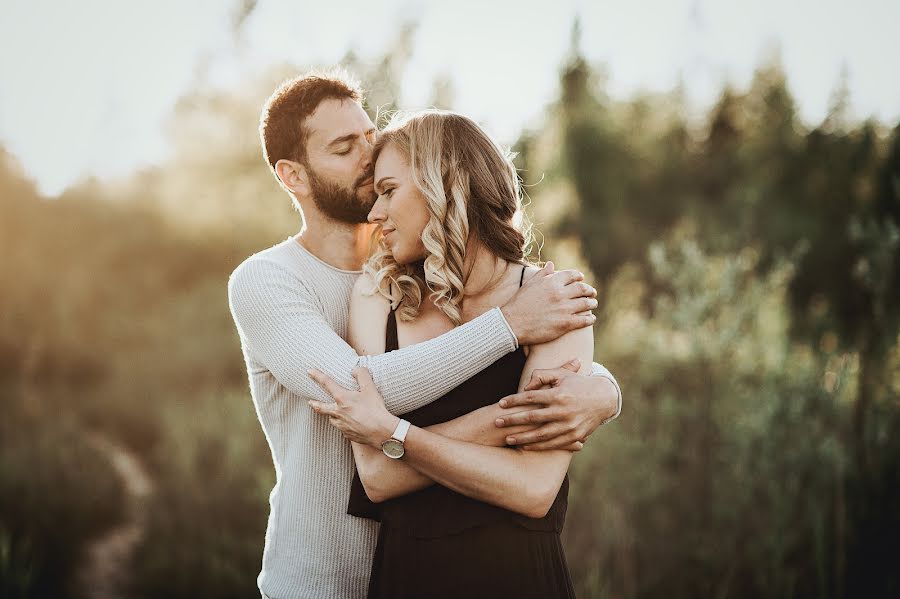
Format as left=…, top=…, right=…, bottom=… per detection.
left=590, top=362, right=622, bottom=421
left=228, top=258, right=517, bottom=415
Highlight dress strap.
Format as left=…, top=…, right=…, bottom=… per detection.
left=519, top=264, right=527, bottom=288
left=385, top=310, right=399, bottom=352
left=385, top=282, right=400, bottom=352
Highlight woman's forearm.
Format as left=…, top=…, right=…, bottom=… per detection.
left=352, top=441, right=431, bottom=501
left=353, top=405, right=536, bottom=502
left=400, top=425, right=570, bottom=518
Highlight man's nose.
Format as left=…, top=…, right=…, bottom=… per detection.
left=360, top=144, right=373, bottom=171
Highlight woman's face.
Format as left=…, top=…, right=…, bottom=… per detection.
left=368, top=143, right=431, bottom=265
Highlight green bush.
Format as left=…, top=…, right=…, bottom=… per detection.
left=563, top=241, right=887, bottom=598
left=130, top=390, right=272, bottom=599
left=0, top=387, right=126, bottom=598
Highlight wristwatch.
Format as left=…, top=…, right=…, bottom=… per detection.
left=381, top=419, right=410, bottom=459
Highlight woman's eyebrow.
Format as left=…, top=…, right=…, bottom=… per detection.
left=374, top=176, right=396, bottom=193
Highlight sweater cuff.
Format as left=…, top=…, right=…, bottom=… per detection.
left=590, top=362, right=622, bottom=424
left=493, top=307, right=519, bottom=349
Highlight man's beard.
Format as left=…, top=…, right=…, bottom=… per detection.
left=307, top=166, right=376, bottom=224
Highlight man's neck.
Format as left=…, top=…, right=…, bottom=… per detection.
left=296, top=215, right=376, bottom=272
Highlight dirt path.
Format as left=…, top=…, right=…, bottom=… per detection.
left=75, top=431, right=154, bottom=599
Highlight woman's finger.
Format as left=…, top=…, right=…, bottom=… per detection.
left=352, top=366, right=376, bottom=391
left=308, top=400, right=339, bottom=417
left=523, top=359, right=581, bottom=391
left=523, top=371, right=559, bottom=391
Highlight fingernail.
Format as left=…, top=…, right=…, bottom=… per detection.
left=499, top=400, right=507, bottom=407
left=507, top=437, right=516, bottom=444
left=495, top=418, right=504, bottom=426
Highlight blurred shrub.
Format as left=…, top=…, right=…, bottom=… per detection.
left=129, top=390, right=272, bottom=599
left=562, top=239, right=891, bottom=598
left=0, top=387, right=126, bottom=598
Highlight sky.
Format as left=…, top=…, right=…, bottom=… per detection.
left=1, top=0, right=898, bottom=196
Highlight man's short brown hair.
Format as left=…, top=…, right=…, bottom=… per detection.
left=259, top=69, right=362, bottom=175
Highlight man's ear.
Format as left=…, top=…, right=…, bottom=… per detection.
left=275, top=159, right=309, bottom=195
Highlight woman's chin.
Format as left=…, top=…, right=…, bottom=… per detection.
left=392, top=253, right=413, bottom=266
left=391, top=250, right=425, bottom=267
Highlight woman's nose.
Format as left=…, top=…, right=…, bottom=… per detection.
left=368, top=195, right=387, bottom=224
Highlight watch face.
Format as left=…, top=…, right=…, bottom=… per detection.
left=382, top=439, right=404, bottom=459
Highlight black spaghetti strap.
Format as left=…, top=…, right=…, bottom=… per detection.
left=385, top=282, right=400, bottom=352
left=519, top=264, right=527, bottom=288
left=386, top=310, right=399, bottom=352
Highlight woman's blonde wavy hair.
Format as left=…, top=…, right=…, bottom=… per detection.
left=365, top=109, right=535, bottom=325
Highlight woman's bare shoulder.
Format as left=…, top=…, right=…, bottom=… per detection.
left=352, top=272, right=389, bottom=304
left=521, top=264, right=543, bottom=284
left=349, top=272, right=391, bottom=355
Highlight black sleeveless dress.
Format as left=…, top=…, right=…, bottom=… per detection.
left=348, top=266, right=576, bottom=599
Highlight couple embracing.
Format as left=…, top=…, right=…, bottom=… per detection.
left=228, top=70, right=622, bottom=599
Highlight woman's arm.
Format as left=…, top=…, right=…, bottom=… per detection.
left=326, top=278, right=594, bottom=516
left=385, top=324, right=592, bottom=517
left=350, top=400, right=538, bottom=502
left=346, top=275, right=536, bottom=501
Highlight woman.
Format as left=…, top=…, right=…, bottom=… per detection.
left=313, top=110, right=592, bottom=598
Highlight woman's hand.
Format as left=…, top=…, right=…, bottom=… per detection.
left=307, top=367, right=400, bottom=447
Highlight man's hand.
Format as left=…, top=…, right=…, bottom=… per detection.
left=501, top=262, right=598, bottom=346
left=308, top=367, right=399, bottom=447
left=495, top=358, right=620, bottom=451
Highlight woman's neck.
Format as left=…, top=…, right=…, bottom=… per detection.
left=461, top=239, right=517, bottom=300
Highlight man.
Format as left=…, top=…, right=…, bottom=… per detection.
left=228, top=70, right=622, bottom=599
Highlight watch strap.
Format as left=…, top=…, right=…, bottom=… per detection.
left=392, top=419, right=410, bottom=443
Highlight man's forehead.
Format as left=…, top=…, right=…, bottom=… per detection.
left=306, top=99, right=374, bottom=144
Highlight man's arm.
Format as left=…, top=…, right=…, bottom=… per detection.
left=229, top=257, right=597, bottom=414
left=229, top=258, right=514, bottom=412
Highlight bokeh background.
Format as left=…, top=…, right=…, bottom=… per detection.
left=1, top=1, right=898, bottom=598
